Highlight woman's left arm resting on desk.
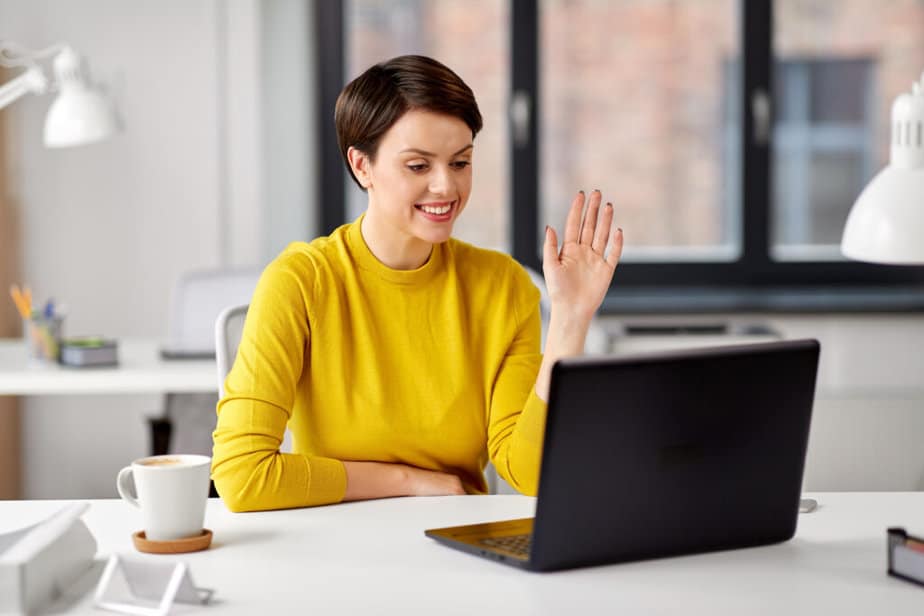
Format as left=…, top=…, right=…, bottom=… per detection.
left=211, top=256, right=349, bottom=512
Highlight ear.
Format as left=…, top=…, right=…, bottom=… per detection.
left=347, top=146, right=373, bottom=189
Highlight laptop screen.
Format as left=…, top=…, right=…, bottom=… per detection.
left=531, top=339, right=820, bottom=571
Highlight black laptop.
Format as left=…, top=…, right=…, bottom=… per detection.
left=425, top=339, right=820, bottom=572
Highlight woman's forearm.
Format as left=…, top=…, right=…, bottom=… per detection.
left=342, top=461, right=409, bottom=501
left=342, top=461, right=465, bottom=500
left=534, top=309, right=591, bottom=402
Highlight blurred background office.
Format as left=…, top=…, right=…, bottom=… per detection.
left=2, top=0, right=924, bottom=500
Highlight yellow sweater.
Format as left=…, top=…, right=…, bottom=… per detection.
left=212, top=216, right=546, bottom=512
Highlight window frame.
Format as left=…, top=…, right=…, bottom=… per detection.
left=316, top=0, right=924, bottom=313
left=771, top=58, right=876, bottom=258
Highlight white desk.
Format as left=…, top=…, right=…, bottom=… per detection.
left=3, top=493, right=923, bottom=614
left=0, top=338, right=217, bottom=395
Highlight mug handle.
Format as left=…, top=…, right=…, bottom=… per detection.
left=116, top=466, right=140, bottom=508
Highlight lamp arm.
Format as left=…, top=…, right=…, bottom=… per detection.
left=0, top=66, right=48, bottom=110
left=0, top=41, right=65, bottom=67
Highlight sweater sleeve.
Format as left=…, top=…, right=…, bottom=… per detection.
left=211, top=254, right=347, bottom=512
left=486, top=264, right=547, bottom=496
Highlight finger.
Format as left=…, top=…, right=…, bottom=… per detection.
left=543, top=225, right=559, bottom=269
left=563, top=191, right=585, bottom=244
left=605, top=227, right=624, bottom=269
left=579, top=189, right=602, bottom=246
left=593, top=202, right=614, bottom=253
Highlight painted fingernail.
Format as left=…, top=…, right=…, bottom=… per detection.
left=545, top=225, right=551, bottom=235
left=578, top=190, right=584, bottom=195
left=593, top=188, right=600, bottom=193
left=618, top=227, right=623, bottom=233
left=606, top=202, right=613, bottom=208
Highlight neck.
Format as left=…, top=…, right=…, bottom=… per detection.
left=360, top=207, right=433, bottom=270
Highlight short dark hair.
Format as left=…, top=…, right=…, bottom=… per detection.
left=334, top=55, right=483, bottom=189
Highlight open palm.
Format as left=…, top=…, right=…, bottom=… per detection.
left=543, top=190, right=624, bottom=321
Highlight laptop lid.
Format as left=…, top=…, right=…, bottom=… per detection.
left=529, top=339, right=820, bottom=571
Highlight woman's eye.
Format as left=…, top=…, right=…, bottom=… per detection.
left=451, top=161, right=471, bottom=169
left=407, top=164, right=428, bottom=172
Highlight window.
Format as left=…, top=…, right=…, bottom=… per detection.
left=341, top=0, right=511, bottom=252
left=539, top=0, right=740, bottom=264
left=317, top=0, right=924, bottom=311
left=773, top=59, right=874, bottom=260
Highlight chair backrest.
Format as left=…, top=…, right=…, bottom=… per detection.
left=215, top=304, right=249, bottom=398
left=166, top=269, right=260, bottom=355
left=523, top=266, right=551, bottom=323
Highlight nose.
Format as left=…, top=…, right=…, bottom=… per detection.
left=428, top=164, right=453, bottom=196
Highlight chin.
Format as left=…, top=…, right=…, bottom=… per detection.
left=417, top=226, right=454, bottom=244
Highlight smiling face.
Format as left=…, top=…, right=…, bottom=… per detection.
left=348, top=109, right=474, bottom=268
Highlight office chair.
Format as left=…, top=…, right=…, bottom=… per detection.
left=149, top=269, right=260, bottom=460
left=215, top=304, right=249, bottom=398
left=215, top=303, right=293, bottom=452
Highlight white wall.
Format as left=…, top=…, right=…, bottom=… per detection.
left=262, top=0, right=317, bottom=254
left=598, top=313, right=924, bottom=492
left=0, top=0, right=316, bottom=498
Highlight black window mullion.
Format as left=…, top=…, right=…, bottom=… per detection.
left=316, top=0, right=346, bottom=236
left=741, top=0, right=773, bottom=279
left=511, top=0, right=540, bottom=271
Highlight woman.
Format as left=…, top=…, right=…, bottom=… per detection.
left=211, top=55, right=622, bottom=512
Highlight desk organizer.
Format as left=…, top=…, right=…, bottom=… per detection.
left=887, top=527, right=924, bottom=587
left=59, top=337, right=119, bottom=367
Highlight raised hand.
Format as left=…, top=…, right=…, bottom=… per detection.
left=542, top=190, right=623, bottom=321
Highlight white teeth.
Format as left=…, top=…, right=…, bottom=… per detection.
left=420, top=204, right=451, bottom=215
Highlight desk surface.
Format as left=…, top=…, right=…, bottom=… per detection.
left=3, top=493, right=923, bottom=615
left=0, top=338, right=217, bottom=395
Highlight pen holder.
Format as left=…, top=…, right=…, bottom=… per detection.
left=24, top=315, right=64, bottom=363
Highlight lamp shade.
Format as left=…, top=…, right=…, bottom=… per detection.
left=41, top=47, right=116, bottom=148
left=43, top=86, right=116, bottom=147
left=841, top=166, right=924, bottom=264
left=841, top=72, right=924, bottom=264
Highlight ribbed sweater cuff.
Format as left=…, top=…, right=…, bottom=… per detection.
left=518, top=390, right=548, bottom=448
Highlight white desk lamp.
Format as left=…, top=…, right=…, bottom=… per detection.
left=841, top=71, right=924, bottom=264
left=0, top=41, right=116, bottom=147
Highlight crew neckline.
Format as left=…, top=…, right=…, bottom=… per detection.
left=346, top=213, right=445, bottom=285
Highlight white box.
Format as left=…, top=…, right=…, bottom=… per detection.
left=0, top=503, right=97, bottom=615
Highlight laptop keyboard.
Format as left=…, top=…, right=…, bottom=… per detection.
left=478, top=533, right=532, bottom=557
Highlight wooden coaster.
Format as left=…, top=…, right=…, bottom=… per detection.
left=132, top=529, right=213, bottom=554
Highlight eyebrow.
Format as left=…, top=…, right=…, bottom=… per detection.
left=399, top=144, right=474, bottom=157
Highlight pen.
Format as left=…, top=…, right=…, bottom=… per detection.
left=22, top=286, right=32, bottom=314
left=9, top=284, right=31, bottom=319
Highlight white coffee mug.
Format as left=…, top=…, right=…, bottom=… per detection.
left=116, top=454, right=211, bottom=541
